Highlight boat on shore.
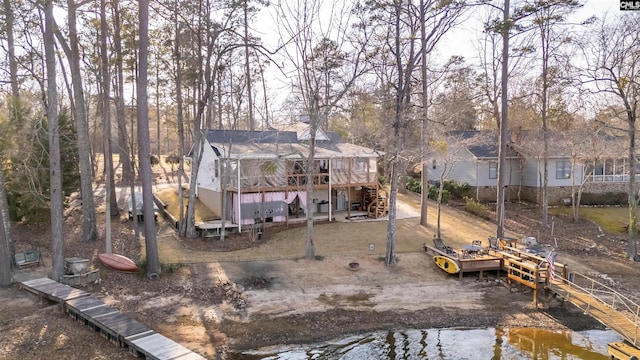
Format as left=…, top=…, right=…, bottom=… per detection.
left=433, top=255, right=460, bottom=274
left=97, top=253, right=139, bottom=272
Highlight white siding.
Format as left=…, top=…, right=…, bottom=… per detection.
left=521, top=159, right=540, bottom=187
left=520, top=158, right=584, bottom=188
left=445, top=161, right=478, bottom=184
left=197, top=144, right=220, bottom=192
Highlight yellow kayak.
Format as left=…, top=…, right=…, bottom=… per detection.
left=433, top=255, right=460, bottom=274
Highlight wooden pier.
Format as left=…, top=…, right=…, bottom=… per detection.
left=423, top=242, right=640, bottom=359
left=20, top=278, right=205, bottom=360
left=422, top=244, right=503, bottom=279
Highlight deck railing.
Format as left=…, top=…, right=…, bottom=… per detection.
left=550, top=271, right=640, bottom=347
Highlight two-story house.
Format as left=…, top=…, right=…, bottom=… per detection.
left=192, top=124, right=386, bottom=231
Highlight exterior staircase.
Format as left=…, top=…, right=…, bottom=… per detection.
left=364, top=185, right=388, bottom=218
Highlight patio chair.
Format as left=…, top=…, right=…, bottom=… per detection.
left=433, top=238, right=455, bottom=255
left=471, top=239, right=487, bottom=255
left=487, top=237, right=498, bottom=250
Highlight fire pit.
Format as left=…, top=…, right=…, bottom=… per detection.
left=348, top=262, right=360, bottom=271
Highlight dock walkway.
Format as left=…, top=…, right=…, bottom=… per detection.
left=423, top=244, right=640, bottom=359
left=20, top=278, right=205, bottom=360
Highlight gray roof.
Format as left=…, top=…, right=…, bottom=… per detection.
left=447, top=131, right=519, bottom=159
left=204, top=129, right=378, bottom=159
left=513, top=129, right=627, bottom=159
left=205, top=129, right=298, bottom=144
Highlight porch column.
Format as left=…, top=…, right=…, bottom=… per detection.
left=237, top=159, right=242, bottom=232
left=328, top=159, right=332, bottom=222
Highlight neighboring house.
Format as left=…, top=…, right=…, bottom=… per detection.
left=512, top=129, right=628, bottom=204
left=192, top=123, right=385, bottom=231
left=427, top=131, right=522, bottom=202
left=429, top=130, right=629, bottom=205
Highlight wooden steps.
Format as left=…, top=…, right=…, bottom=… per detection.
left=363, top=185, right=388, bottom=218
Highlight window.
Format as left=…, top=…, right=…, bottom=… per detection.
left=432, top=159, right=437, bottom=169
left=214, top=159, right=219, bottom=178
left=556, top=161, right=571, bottom=179
left=489, top=162, right=497, bottom=179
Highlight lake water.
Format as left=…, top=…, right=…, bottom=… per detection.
left=230, top=327, right=621, bottom=359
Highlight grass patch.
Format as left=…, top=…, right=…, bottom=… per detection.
left=464, top=197, right=491, bottom=220
left=549, top=206, right=632, bottom=234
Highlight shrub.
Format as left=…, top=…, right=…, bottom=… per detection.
left=406, top=176, right=422, bottom=193
left=428, top=185, right=450, bottom=204
left=580, top=192, right=627, bottom=206
left=405, top=178, right=470, bottom=202
left=150, top=154, right=160, bottom=165
left=464, top=197, right=491, bottom=220
left=443, top=180, right=471, bottom=199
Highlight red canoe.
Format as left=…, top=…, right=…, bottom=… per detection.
left=97, top=253, right=139, bottom=272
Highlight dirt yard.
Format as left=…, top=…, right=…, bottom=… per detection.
left=2, top=177, right=640, bottom=359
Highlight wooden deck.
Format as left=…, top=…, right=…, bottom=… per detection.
left=423, top=244, right=503, bottom=279
left=20, top=278, right=205, bottom=359
left=423, top=243, right=640, bottom=357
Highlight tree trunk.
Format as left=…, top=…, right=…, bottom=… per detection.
left=112, top=0, right=134, bottom=186
left=0, top=166, right=11, bottom=287
left=305, top=113, right=318, bottom=260
left=67, top=0, right=99, bottom=242
left=100, top=0, right=112, bottom=252
left=419, top=0, right=429, bottom=227
left=184, top=0, right=215, bottom=238
left=496, top=0, right=510, bottom=239
left=138, top=0, right=161, bottom=277
left=244, top=0, right=254, bottom=131
left=2, top=0, right=17, bottom=272
left=173, top=1, right=186, bottom=236
left=385, top=0, right=407, bottom=267
left=627, top=112, right=638, bottom=260
left=44, top=0, right=65, bottom=281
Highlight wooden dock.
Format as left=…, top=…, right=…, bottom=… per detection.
left=423, top=244, right=503, bottom=279
left=20, top=278, right=205, bottom=359
left=423, top=242, right=640, bottom=357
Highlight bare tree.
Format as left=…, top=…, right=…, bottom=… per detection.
left=526, top=0, right=584, bottom=227
left=0, top=0, right=18, bottom=286
left=427, top=134, right=471, bottom=238
left=100, top=0, right=113, bottom=252
left=112, top=1, right=135, bottom=186
left=53, top=0, right=99, bottom=243
left=579, top=15, right=640, bottom=261
left=361, top=0, right=463, bottom=265
left=137, top=0, right=161, bottom=276
left=566, top=128, right=620, bottom=222
left=275, top=0, right=369, bottom=259
left=43, top=0, right=65, bottom=281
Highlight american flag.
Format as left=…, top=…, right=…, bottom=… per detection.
left=546, top=250, right=557, bottom=282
